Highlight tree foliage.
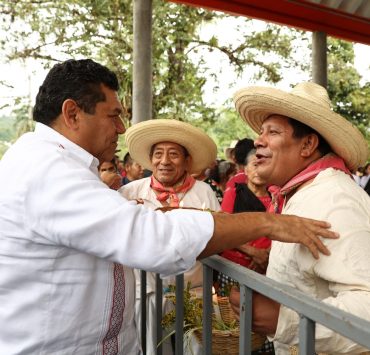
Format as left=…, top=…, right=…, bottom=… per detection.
left=0, top=0, right=301, bottom=129
left=326, top=39, right=370, bottom=143
left=0, top=1, right=368, bottom=158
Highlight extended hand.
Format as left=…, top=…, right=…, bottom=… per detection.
left=268, top=214, right=339, bottom=259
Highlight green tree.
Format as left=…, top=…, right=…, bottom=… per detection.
left=327, top=39, right=370, bottom=146
left=0, top=0, right=301, bottom=131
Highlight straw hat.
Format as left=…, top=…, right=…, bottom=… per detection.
left=234, top=82, right=368, bottom=171
left=125, top=119, right=217, bottom=173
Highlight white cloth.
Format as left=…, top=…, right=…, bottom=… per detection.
left=267, top=169, right=370, bottom=354
left=119, top=176, right=221, bottom=355
left=0, top=123, right=214, bottom=355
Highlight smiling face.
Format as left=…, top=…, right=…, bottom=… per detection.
left=77, top=85, right=125, bottom=163
left=254, top=115, right=309, bottom=187
left=150, top=142, right=191, bottom=187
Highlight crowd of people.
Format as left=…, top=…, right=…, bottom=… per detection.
left=0, top=59, right=369, bottom=355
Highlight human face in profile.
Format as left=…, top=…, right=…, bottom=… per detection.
left=77, top=85, right=125, bottom=163
left=150, top=142, right=191, bottom=187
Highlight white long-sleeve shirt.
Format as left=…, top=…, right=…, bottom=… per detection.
left=0, top=123, right=214, bottom=355
left=267, top=169, right=370, bottom=354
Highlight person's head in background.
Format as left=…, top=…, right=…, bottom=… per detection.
left=191, top=160, right=217, bottom=181
left=234, top=138, right=255, bottom=171
left=224, top=140, right=238, bottom=163
left=123, top=152, right=144, bottom=183
left=33, top=59, right=125, bottom=164
left=98, top=159, right=117, bottom=174
left=244, top=149, right=268, bottom=197
left=363, top=163, right=370, bottom=176
left=209, top=159, right=237, bottom=192
left=98, top=159, right=122, bottom=190
left=115, top=154, right=125, bottom=176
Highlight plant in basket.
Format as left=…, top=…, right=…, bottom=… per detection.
left=160, top=283, right=266, bottom=354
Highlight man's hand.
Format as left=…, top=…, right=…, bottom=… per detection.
left=237, top=245, right=270, bottom=273
left=229, top=286, right=280, bottom=335
left=266, top=214, right=339, bottom=259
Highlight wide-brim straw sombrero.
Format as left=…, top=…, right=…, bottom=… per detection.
left=125, top=119, right=217, bottom=173
left=234, top=82, right=368, bottom=171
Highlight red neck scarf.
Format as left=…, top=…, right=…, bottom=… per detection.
left=150, top=174, right=196, bottom=207
left=268, top=154, right=351, bottom=214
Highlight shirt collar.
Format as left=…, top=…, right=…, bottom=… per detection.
left=34, top=122, right=100, bottom=173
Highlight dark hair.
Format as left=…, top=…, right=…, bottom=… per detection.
left=123, top=152, right=133, bottom=166
left=209, top=159, right=236, bottom=184
left=97, top=158, right=117, bottom=172
left=287, top=118, right=332, bottom=156
left=33, top=59, right=119, bottom=125
left=234, top=138, right=255, bottom=165
left=244, top=149, right=257, bottom=165
left=149, top=143, right=189, bottom=159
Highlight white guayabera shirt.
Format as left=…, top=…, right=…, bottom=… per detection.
left=0, top=123, right=214, bottom=355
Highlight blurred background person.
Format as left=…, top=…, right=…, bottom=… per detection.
left=208, top=159, right=237, bottom=201
left=220, top=149, right=271, bottom=273
left=122, top=151, right=144, bottom=185
left=224, top=139, right=238, bottom=163
left=192, top=159, right=223, bottom=203
left=98, top=159, right=122, bottom=190
left=225, top=137, right=255, bottom=189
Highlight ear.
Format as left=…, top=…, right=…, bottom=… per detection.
left=301, top=134, right=319, bottom=157
left=61, top=99, right=80, bottom=130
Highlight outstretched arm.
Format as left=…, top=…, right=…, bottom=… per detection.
left=198, top=212, right=338, bottom=260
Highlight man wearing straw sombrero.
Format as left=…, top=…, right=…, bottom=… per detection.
left=119, top=119, right=221, bottom=354
left=230, top=82, right=370, bottom=354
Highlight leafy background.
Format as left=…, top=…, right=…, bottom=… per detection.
left=0, top=0, right=369, bottom=161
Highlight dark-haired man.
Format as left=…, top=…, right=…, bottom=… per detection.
left=0, top=61, right=337, bottom=354
left=230, top=82, right=370, bottom=354
left=122, top=152, right=144, bottom=185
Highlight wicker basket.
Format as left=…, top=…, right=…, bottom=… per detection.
left=194, top=296, right=266, bottom=354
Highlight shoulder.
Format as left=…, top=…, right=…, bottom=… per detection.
left=119, top=177, right=151, bottom=198
left=193, top=180, right=218, bottom=197
left=285, top=169, right=370, bottom=224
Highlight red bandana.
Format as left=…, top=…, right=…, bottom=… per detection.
left=268, top=154, right=352, bottom=213
left=150, top=174, right=196, bottom=207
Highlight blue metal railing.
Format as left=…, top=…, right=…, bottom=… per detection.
left=140, top=255, right=370, bottom=354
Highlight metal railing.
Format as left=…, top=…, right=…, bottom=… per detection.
left=140, top=255, right=370, bottom=354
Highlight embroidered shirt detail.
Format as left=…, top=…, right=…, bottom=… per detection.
left=103, top=263, right=125, bottom=355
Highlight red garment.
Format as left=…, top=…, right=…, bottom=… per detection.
left=220, top=186, right=272, bottom=271
left=221, top=186, right=237, bottom=213
left=221, top=236, right=271, bottom=269
left=268, top=154, right=351, bottom=213
left=150, top=174, right=196, bottom=207
left=225, top=171, right=246, bottom=189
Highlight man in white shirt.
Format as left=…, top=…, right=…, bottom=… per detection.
left=0, top=60, right=337, bottom=355
left=230, top=82, right=370, bottom=354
